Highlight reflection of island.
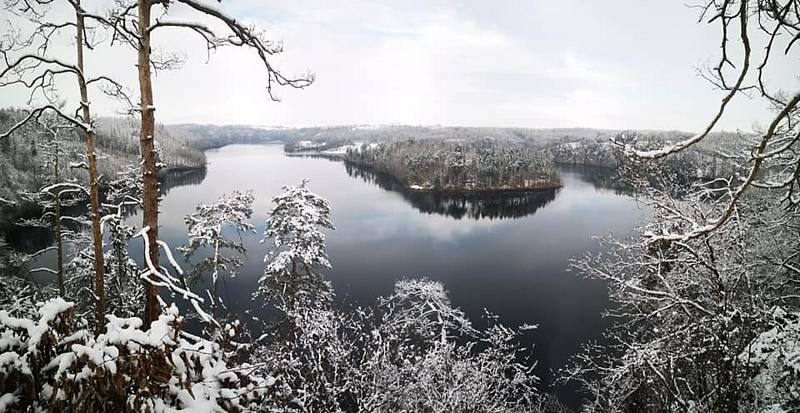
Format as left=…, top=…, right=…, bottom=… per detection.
left=160, top=167, right=207, bottom=196
left=345, top=162, right=560, bottom=220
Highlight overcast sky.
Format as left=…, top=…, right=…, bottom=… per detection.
left=1, top=0, right=797, bottom=131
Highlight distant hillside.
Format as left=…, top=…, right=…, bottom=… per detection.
left=283, top=125, right=623, bottom=152
left=276, top=125, right=743, bottom=181
left=1, top=116, right=747, bottom=203
left=0, top=109, right=206, bottom=203
left=151, top=122, right=746, bottom=186
left=171, top=124, right=637, bottom=153
left=96, top=117, right=206, bottom=170
left=165, top=124, right=297, bottom=150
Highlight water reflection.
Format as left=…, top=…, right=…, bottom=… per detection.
left=160, top=168, right=207, bottom=196
left=0, top=167, right=208, bottom=255
left=557, top=164, right=635, bottom=196
left=344, top=162, right=560, bottom=220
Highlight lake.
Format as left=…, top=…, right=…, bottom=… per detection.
left=127, top=143, right=645, bottom=406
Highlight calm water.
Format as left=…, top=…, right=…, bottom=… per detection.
left=136, top=144, right=644, bottom=405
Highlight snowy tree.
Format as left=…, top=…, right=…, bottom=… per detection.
left=616, top=0, right=800, bottom=242
left=0, top=0, right=134, bottom=330
left=16, top=118, right=88, bottom=296
left=101, top=165, right=145, bottom=318
left=348, top=278, right=541, bottom=413
left=0, top=240, right=55, bottom=320
left=377, top=278, right=475, bottom=346
left=63, top=244, right=98, bottom=323
left=563, top=177, right=800, bottom=412
left=179, top=190, right=255, bottom=317
left=249, top=182, right=342, bottom=412
left=741, top=307, right=800, bottom=412
left=252, top=302, right=348, bottom=412
left=257, top=181, right=334, bottom=313
left=561, top=2, right=800, bottom=412
left=98, top=0, right=313, bottom=325
left=251, top=277, right=549, bottom=413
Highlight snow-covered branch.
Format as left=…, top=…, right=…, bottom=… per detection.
left=134, top=226, right=216, bottom=326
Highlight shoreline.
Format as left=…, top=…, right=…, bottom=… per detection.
left=344, top=159, right=563, bottom=194
left=285, top=149, right=563, bottom=194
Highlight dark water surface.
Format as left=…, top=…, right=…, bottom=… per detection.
left=130, top=144, right=645, bottom=405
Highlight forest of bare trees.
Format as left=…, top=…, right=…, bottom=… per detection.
left=559, top=1, right=800, bottom=412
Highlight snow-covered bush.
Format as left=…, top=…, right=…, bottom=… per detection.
left=104, top=225, right=144, bottom=319
left=251, top=277, right=546, bottom=413
left=0, top=298, right=271, bottom=411
left=102, top=164, right=145, bottom=319
left=253, top=304, right=349, bottom=412
left=0, top=276, right=55, bottom=322
left=565, top=178, right=800, bottom=412
left=348, top=279, right=540, bottom=413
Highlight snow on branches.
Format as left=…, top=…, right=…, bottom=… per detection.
left=258, top=181, right=334, bottom=311
left=180, top=190, right=255, bottom=315
left=379, top=278, right=475, bottom=345
left=252, top=276, right=543, bottom=413
left=134, top=226, right=216, bottom=326
left=352, top=278, right=541, bottom=412
left=565, top=178, right=800, bottom=411
left=742, top=308, right=800, bottom=413
left=0, top=298, right=271, bottom=411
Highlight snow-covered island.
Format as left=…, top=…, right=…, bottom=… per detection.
left=340, top=138, right=561, bottom=193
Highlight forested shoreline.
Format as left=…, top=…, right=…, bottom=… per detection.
left=0, top=115, right=744, bottom=204
left=281, top=126, right=742, bottom=188
left=0, top=109, right=206, bottom=204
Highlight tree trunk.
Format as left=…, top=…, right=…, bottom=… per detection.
left=116, top=239, right=126, bottom=282
left=137, top=0, right=160, bottom=325
left=52, top=159, right=64, bottom=296
left=75, top=1, right=106, bottom=332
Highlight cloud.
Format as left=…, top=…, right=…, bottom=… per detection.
left=0, top=0, right=794, bottom=131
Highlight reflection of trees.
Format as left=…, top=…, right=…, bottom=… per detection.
left=5, top=225, right=53, bottom=254
left=284, top=153, right=343, bottom=163
left=159, top=168, right=207, bottom=196
left=557, top=163, right=636, bottom=197
left=560, top=163, right=728, bottom=200
left=1, top=167, right=208, bottom=255
left=345, top=162, right=560, bottom=220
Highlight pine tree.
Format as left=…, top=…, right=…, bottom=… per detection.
left=180, top=190, right=255, bottom=317
left=257, top=181, right=334, bottom=313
